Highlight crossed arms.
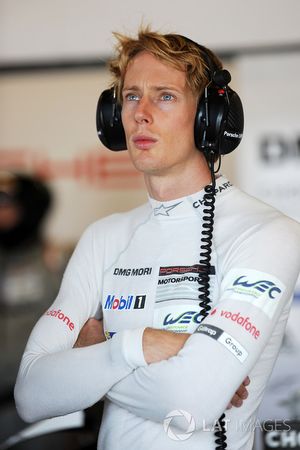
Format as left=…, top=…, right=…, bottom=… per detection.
left=74, top=318, right=250, bottom=410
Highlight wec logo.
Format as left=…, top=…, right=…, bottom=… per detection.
left=232, top=276, right=282, bottom=299
left=224, top=269, right=284, bottom=319
left=163, top=311, right=202, bottom=326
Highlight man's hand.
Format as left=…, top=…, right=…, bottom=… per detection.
left=227, top=376, right=250, bottom=409
left=142, top=327, right=190, bottom=364
left=73, top=318, right=106, bottom=348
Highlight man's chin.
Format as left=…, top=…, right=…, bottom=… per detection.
left=129, top=153, right=162, bottom=175
left=134, top=163, right=161, bottom=176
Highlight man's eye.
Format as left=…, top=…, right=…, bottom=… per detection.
left=126, top=94, right=139, bottom=101
left=161, top=94, right=174, bottom=101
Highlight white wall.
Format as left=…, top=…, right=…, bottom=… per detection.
left=0, top=68, right=147, bottom=245
left=1, top=0, right=300, bottom=62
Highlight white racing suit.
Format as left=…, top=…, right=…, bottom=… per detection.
left=15, top=176, right=300, bottom=449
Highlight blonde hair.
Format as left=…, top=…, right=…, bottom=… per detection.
left=109, top=26, right=223, bottom=102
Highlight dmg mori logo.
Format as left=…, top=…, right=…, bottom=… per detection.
left=233, top=276, right=282, bottom=299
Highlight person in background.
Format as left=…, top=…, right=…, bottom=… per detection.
left=0, top=172, right=68, bottom=395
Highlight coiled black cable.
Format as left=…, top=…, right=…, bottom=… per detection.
left=197, top=151, right=227, bottom=450
left=198, top=182, right=216, bottom=321
left=214, top=414, right=228, bottom=449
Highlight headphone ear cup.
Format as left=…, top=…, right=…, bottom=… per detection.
left=194, top=86, right=226, bottom=152
left=194, top=86, right=244, bottom=155
left=220, top=89, right=244, bottom=154
left=96, top=87, right=127, bottom=151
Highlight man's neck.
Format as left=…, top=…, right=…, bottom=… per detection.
left=144, top=159, right=212, bottom=202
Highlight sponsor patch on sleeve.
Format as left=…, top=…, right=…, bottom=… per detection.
left=196, top=324, right=248, bottom=363
left=221, top=268, right=286, bottom=319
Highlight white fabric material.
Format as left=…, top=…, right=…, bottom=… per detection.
left=122, top=327, right=147, bottom=368
left=15, top=176, right=300, bottom=450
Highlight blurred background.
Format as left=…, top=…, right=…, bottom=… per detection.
left=0, top=0, right=299, bottom=448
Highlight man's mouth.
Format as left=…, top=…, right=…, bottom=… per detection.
left=132, top=135, right=158, bottom=150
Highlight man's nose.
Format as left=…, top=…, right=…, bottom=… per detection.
left=134, top=97, right=153, bottom=124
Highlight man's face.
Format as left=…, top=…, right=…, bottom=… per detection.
left=121, top=51, right=200, bottom=177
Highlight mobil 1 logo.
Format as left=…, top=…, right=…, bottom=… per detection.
left=104, top=294, right=146, bottom=310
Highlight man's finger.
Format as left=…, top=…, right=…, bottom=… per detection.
left=243, top=376, right=250, bottom=386
left=230, top=393, right=244, bottom=408
left=236, top=383, right=249, bottom=400
left=227, top=377, right=250, bottom=409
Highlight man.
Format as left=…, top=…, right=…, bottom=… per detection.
left=15, top=28, right=300, bottom=449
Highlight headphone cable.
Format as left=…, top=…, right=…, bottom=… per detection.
left=197, top=150, right=227, bottom=450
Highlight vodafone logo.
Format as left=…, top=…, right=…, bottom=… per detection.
left=45, top=309, right=75, bottom=331
left=210, top=308, right=260, bottom=339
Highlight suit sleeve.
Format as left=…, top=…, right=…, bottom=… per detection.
left=14, top=224, right=146, bottom=423
left=106, top=217, right=300, bottom=430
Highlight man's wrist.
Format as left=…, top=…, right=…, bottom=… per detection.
left=143, top=327, right=190, bottom=364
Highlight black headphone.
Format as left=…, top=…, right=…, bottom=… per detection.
left=96, top=35, right=244, bottom=156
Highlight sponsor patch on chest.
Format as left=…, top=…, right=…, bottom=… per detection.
left=153, top=304, right=203, bottom=333
left=156, top=264, right=215, bottom=304
left=104, top=294, right=146, bottom=310
left=113, top=267, right=153, bottom=277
